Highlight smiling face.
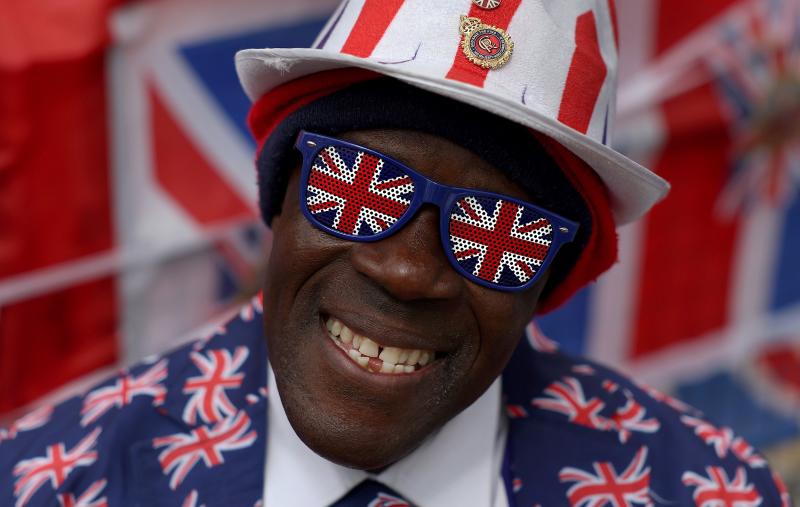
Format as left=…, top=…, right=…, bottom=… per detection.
left=263, top=129, right=549, bottom=470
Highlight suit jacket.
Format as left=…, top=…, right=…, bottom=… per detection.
left=0, top=297, right=791, bottom=506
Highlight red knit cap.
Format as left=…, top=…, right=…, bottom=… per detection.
left=248, top=70, right=617, bottom=313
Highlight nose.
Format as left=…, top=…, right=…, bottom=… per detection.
left=349, top=207, right=463, bottom=301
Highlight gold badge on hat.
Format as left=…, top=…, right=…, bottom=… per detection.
left=459, top=16, right=513, bottom=70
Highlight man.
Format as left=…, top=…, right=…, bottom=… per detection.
left=0, top=1, right=792, bottom=506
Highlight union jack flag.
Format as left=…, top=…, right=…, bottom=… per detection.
left=306, top=147, right=414, bottom=236
left=80, top=360, right=168, bottom=426
left=558, top=446, right=652, bottom=507
left=13, top=427, right=101, bottom=507
left=1, top=405, right=53, bottom=442
left=238, top=295, right=263, bottom=322
left=526, top=320, right=559, bottom=353
left=711, top=0, right=800, bottom=215
left=682, top=466, right=763, bottom=506
left=609, top=398, right=660, bottom=444
left=153, top=410, right=257, bottom=490
left=181, top=490, right=204, bottom=507
left=731, top=437, right=767, bottom=468
left=602, top=380, right=620, bottom=393
left=681, top=415, right=736, bottom=459
left=449, top=196, right=552, bottom=285
left=573, top=365, right=597, bottom=375
left=506, top=404, right=529, bottom=419
left=182, top=347, right=249, bottom=425
left=58, top=479, right=108, bottom=507
left=532, top=376, right=611, bottom=431
left=367, top=492, right=411, bottom=507
left=773, top=471, right=792, bottom=507
left=636, top=383, right=695, bottom=415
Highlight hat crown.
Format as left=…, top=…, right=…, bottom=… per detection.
left=312, top=0, right=619, bottom=145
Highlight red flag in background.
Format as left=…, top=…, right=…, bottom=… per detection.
left=535, top=0, right=800, bottom=493
left=0, top=0, right=124, bottom=413
left=0, top=0, right=338, bottom=417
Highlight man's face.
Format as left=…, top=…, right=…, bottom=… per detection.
left=264, top=129, right=548, bottom=470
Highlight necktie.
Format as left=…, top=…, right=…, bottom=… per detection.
left=330, top=479, right=413, bottom=507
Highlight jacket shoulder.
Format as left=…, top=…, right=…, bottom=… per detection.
left=0, top=297, right=267, bottom=506
left=503, top=340, right=792, bottom=506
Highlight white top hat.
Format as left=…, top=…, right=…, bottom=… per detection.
left=236, top=0, right=670, bottom=224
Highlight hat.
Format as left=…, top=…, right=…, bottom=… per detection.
left=236, top=0, right=670, bottom=225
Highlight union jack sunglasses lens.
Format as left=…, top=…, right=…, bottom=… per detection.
left=304, top=145, right=416, bottom=237
left=297, top=132, right=578, bottom=292
left=448, top=195, right=554, bottom=288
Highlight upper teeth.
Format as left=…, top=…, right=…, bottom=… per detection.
left=325, top=317, right=433, bottom=374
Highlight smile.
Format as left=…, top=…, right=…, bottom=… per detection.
left=324, top=316, right=434, bottom=374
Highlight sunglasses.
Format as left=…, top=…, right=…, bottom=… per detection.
left=294, top=131, right=579, bottom=292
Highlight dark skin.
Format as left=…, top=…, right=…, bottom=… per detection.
left=263, top=129, right=549, bottom=471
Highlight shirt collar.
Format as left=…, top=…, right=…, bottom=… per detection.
left=264, top=365, right=503, bottom=507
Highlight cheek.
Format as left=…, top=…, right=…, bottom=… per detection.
left=262, top=200, right=346, bottom=342
left=469, top=287, right=542, bottom=375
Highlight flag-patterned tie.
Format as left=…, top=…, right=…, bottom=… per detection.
left=330, top=479, right=413, bottom=507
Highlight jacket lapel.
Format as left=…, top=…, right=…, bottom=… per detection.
left=126, top=301, right=270, bottom=506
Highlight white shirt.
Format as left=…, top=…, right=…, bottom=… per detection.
left=264, top=366, right=510, bottom=506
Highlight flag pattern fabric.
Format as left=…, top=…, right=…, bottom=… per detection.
left=265, top=0, right=619, bottom=142
left=0, top=298, right=789, bottom=506
left=2, top=0, right=800, bottom=500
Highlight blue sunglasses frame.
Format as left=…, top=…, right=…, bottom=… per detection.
left=294, top=131, right=579, bottom=292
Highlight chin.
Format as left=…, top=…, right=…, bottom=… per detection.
left=265, top=304, right=476, bottom=472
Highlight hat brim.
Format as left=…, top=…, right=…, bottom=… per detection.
left=236, top=47, right=669, bottom=225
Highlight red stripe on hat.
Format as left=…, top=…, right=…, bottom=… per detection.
left=341, top=0, right=405, bottom=57
left=607, top=0, right=619, bottom=49
left=445, top=0, right=523, bottom=87
left=557, top=11, right=607, bottom=135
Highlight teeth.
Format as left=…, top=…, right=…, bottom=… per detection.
left=419, top=351, right=431, bottom=366
left=398, top=349, right=410, bottom=363
left=359, top=337, right=379, bottom=357
left=340, top=326, right=353, bottom=344
left=379, top=347, right=401, bottom=363
left=325, top=316, right=436, bottom=375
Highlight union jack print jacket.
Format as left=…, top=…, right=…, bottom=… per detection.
left=0, top=296, right=792, bottom=506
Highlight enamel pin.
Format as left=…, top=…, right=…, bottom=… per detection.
left=473, top=0, right=501, bottom=9
left=459, top=15, right=514, bottom=70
